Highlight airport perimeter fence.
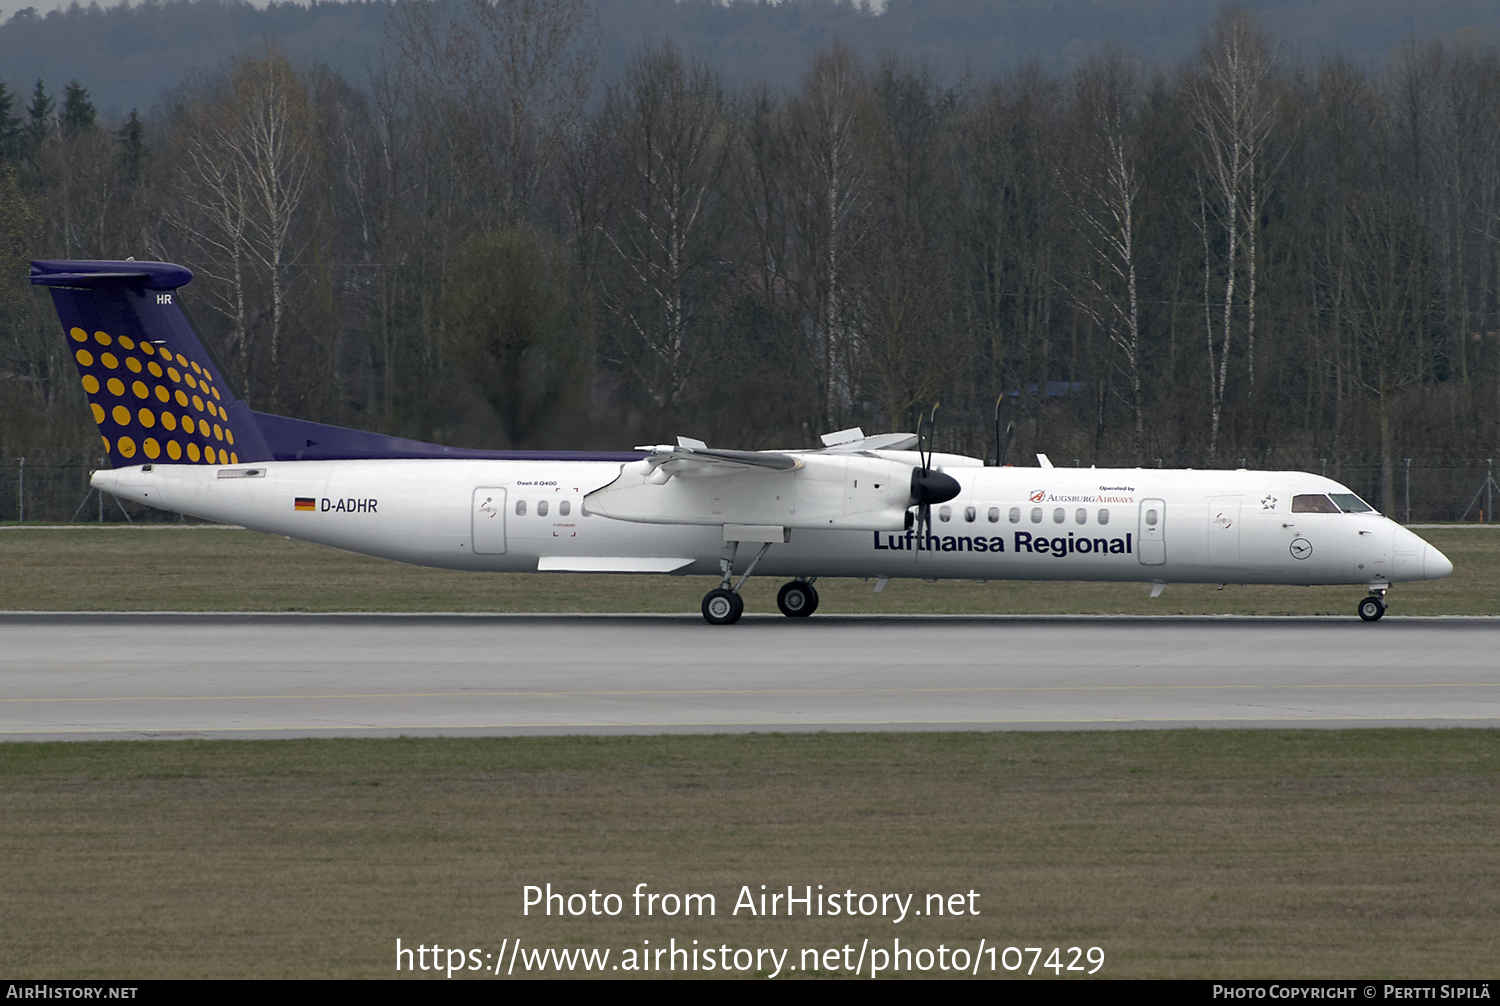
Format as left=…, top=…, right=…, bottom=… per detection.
left=1, top=451, right=1498, bottom=525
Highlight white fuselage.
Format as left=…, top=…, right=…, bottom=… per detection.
left=91, top=458, right=1452, bottom=588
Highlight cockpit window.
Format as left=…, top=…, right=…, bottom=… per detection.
left=1329, top=493, right=1374, bottom=513
left=1292, top=494, right=1341, bottom=513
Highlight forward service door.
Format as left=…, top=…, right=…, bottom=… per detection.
left=472, top=487, right=508, bottom=554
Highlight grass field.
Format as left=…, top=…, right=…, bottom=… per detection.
left=1, top=731, right=1497, bottom=979
left=0, top=524, right=1496, bottom=615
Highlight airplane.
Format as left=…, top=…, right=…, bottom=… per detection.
left=34, top=258, right=1453, bottom=624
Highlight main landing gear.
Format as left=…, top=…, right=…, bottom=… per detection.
left=702, top=587, right=744, bottom=624
left=1362, top=581, right=1392, bottom=620
left=700, top=539, right=822, bottom=624
left=701, top=539, right=774, bottom=625
left=776, top=579, right=819, bottom=618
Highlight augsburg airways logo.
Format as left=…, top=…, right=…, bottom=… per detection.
left=1028, top=486, right=1137, bottom=504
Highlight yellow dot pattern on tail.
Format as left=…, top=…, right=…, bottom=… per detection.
left=75, top=330, right=240, bottom=466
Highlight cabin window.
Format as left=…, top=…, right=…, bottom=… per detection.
left=990, top=507, right=1003, bottom=523
left=1098, top=508, right=1110, bottom=525
left=1030, top=507, right=1043, bottom=523
left=537, top=500, right=549, bottom=517
left=1075, top=508, right=1087, bottom=525
left=1329, top=493, right=1374, bottom=513
left=1292, top=494, right=1340, bottom=513
left=1145, top=508, right=1158, bottom=526
left=964, top=506, right=976, bottom=522
left=938, top=505, right=952, bottom=522
left=559, top=500, right=571, bottom=516
left=1053, top=507, right=1065, bottom=524
left=515, top=500, right=526, bottom=516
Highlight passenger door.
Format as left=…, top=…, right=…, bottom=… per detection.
left=1138, top=498, right=1166, bottom=565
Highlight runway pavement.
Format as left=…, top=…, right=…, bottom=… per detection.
left=1, top=612, right=1497, bottom=740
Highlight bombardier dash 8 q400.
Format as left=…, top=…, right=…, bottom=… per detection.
left=36, top=259, right=1452, bottom=623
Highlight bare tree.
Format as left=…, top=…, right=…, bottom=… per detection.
left=1431, top=44, right=1500, bottom=400
left=862, top=60, right=956, bottom=433
left=159, top=78, right=254, bottom=395
left=788, top=43, right=873, bottom=429
left=1186, top=9, right=1276, bottom=461
left=953, top=67, right=1065, bottom=450
left=234, top=47, right=314, bottom=403
left=597, top=43, right=731, bottom=410
left=158, top=48, right=313, bottom=405
left=1068, top=51, right=1145, bottom=461
left=389, top=0, right=599, bottom=227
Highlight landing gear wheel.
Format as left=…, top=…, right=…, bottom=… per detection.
left=702, top=588, right=745, bottom=625
left=777, top=580, right=820, bottom=618
left=1357, top=595, right=1386, bottom=622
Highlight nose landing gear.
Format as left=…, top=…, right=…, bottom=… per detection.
left=1357, top=591, right=1387, bottom=622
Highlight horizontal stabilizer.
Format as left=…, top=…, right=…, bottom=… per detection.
left=31, top=260, right=192, bottom=290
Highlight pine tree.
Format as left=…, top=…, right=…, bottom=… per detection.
left=24, top=79, right=53, bottom=156
left=118, top=108, right=145, bottom=181
left=60, top=79, right=96, bottom=138
left=0, top=82, right=20, bottom=161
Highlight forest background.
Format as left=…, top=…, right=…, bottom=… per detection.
left=4, top=0, right=1500, bottom=520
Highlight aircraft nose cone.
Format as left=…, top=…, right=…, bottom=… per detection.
left=1424, top=544, right=1453, bottom=580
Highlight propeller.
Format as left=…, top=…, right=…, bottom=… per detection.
left=908, top=403, right=960, bottom=538
left=990, top=396, right=1016, bottom=467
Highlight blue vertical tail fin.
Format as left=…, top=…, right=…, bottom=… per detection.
left=31, top=260, right=272, bottom=468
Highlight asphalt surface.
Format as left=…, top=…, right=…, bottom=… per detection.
left=1, top=613, right=1497, bottom=740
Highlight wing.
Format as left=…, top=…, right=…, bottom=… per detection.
left=633, top=438, right=802, bottom=474
left=589, top=435, right=930, bottom=532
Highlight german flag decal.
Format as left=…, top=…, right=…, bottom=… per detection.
left=295, top=497, right=316, bottom=512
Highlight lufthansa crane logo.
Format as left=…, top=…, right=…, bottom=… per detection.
left=1289, top=537, right=1313, bottom=560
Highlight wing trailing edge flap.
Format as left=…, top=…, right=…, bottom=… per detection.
left=538, top=556, right=695, bottom=573
left=586, top=439, right=919, bottom=532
